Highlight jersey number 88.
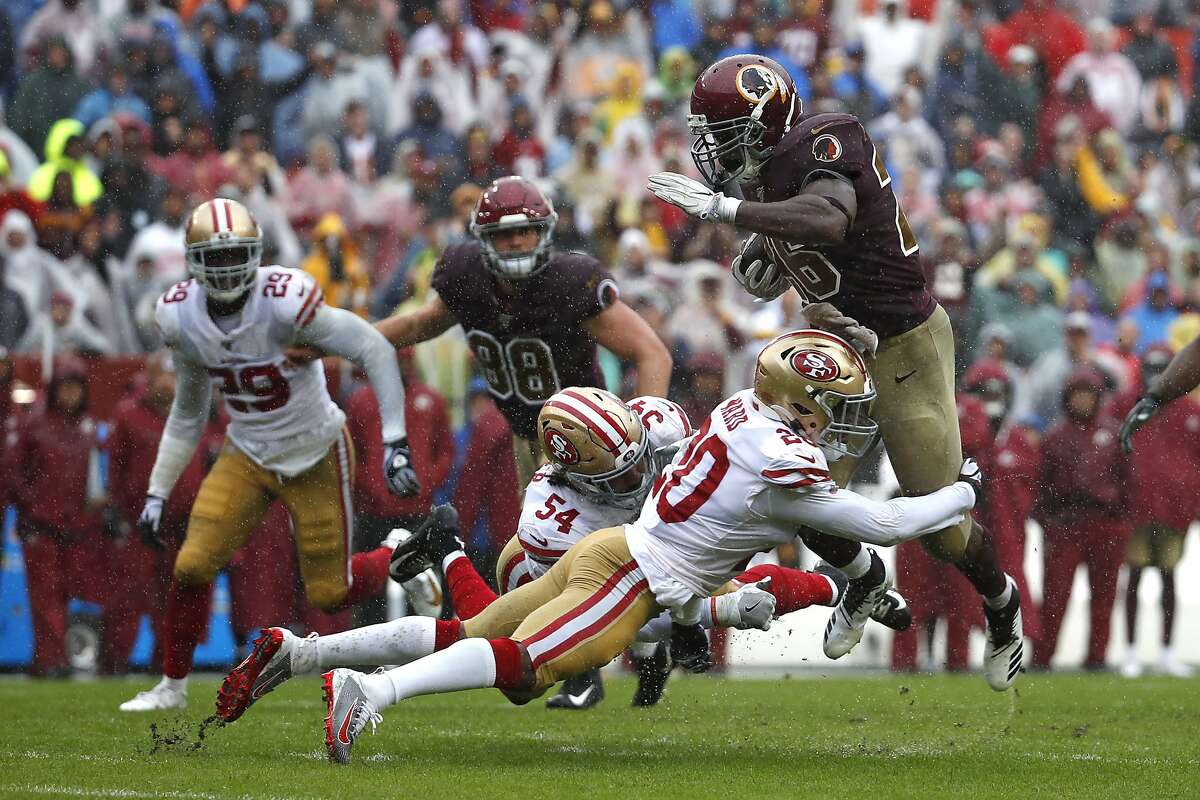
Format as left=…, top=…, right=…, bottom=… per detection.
left=467, top=331, right=561, bottom=405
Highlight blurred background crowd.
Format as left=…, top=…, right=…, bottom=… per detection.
left=1, top=0, right=1198, bottom=678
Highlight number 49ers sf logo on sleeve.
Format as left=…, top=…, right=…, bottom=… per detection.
left=791, top=350, right=840, bottom=381
left=544, top=429, right=580, bottom=464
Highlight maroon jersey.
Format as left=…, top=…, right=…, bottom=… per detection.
left=431, top=241, right=619, bottom=438
left=754, top=112, right=935, bottom=339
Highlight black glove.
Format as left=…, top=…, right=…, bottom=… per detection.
left=137, top=495, right=166, bottom=550
left=670, top=622, right=713, bottom=674
left=1119, top=395, right=1161, bottom=454
left=958, top=457, right=984, bottom=505
left=383, top=438, right=420, bottom=497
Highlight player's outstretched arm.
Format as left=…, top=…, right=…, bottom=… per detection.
left=298, top=304, right=418, bottom=494
left=754, top=467, right=978, bottom=548
left=374, top=294, right=458, bottom=350
left=1121, top=335, right=1200, bottom=453
left=647, top=172, right=856, bottom=245
left=584, top=300, right=672, bottom=396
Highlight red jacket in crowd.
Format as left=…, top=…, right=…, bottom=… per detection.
left=454, top=397, right=520, bottom=553
left=107, top=391, right=223, bottom=534
left=1036, top=413, right=1128, bottom=524
left=984, top=0, right=1086, bottom=81
left=345, top=378, right=454, bottom=519
left=1107, top=390, right=1200, bottom=531
left=9, top=372, right=102, bottom=536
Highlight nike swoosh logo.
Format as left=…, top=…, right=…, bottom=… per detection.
left=337, top=698, right=359, bottom=745
left=895, top=369, right=917, bottom=384
left=567, top=686, right=595, bottom=706
left=745, top=600, right=762, bottom=612
left=528, top=534, right=550, bottom=547
left=811, top=122, right=836, bottom=135
left=251, top=670, right=285, bottom=700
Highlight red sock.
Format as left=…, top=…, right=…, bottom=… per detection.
left=735, top=564, right=834, bottom=615
left=445, top=554, right=498, bottom=620
left=162, top=581, right=214, bottom=679
left=337, top=547, right=392, bottom=609
left=489, top=638, right=525, bottom=689
left=434, top=618, right=462, bottom=651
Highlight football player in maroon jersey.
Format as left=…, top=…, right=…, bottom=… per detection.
left=648, top=54, right=1023, bottom=690
left=377, top=176, right=671, bottom=487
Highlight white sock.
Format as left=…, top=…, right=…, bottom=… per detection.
left=442, top=549, right=467, bottom=573
left=359, top=638, right=497, bottom=710
left=635, top=612, right=674, bottom=642
left=161, top=676, right=187, bottom=693
left=983, top=576, right=1014, bottom=610
left=821, top=574, right=841, bottom=605
left=841, top=547, right=872, bottom=580
left=309, top=617, right=437, bottom=673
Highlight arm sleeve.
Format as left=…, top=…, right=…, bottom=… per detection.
left=751, top=482, right=975, bottom=547
left=296, top=304, right=408, bottom=441
left=148, top=354, right=212, bottom=499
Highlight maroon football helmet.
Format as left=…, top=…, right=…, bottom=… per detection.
left=688, top=54, right=801, bottom=185
left=470, top=176, right=558, bottom=279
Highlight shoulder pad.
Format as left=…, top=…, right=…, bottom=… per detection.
left=261, top=266, right=324, bottom=330
left=759, top=429, right=831, bottom=489
left=628, top=396, right=693, bottom=449
left=154, top=279, right=195, bottom=347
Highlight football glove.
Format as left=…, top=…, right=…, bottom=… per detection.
left=714, top=576, right=777, bottom=631
left=800, top=302, right=879, bottom=356
left=1119, top=395, right=1161, bottom=454
left=383, top=438, right=420, bottom=497
left=137, top=495, right=166, bottom=550
left=958, top=457, right=984, bottom=505
left=670, top=622, right=713, bottom=673
left=732, top=234, right=788, bottom=301
left=647, top=172, right=741, bottom=223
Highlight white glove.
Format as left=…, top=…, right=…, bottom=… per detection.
left=713, top=577, right=776, bottom=631
left=732, top=234, right=788, bottom=300
left=801, top=302, right=879, bottom=356
left=647, top=172, right=741, bottom=223
left=958, top=457, right=984, bottom=505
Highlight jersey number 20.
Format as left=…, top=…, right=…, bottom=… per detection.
left=467, top=331, right=561, bottom=405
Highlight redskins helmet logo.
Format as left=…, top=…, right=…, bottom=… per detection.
left=813, top=134, right=842, bottom=163
left=544, top=429, right=580, bottom=465
left=736, top=65, right=786, bottom=105
left=791, top=350, right=840, bottom=382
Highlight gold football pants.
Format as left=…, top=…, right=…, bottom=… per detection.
left=173, top=430, right=357, bottom=610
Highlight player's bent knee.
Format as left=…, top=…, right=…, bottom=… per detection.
left=305, top=581, right=348, bottom=611
left=172, top=551, right=220, bottom=586
left=920, top=526, right=969, bottom=563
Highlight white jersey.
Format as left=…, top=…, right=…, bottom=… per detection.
left=155, top=266, right=345, bottom=476
left=626, top=389, right=975, bottom=609
left=511, top=396, right=692, bottom=588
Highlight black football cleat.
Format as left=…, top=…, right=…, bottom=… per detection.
left=389, top=504, right=462, bottom=583
left=545, top=669, right=605, bottom=710
left=630, top=642, right=672, bottom=707
left=872, top=589, right=913, bottom=631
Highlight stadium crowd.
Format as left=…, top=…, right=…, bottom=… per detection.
left=2, top=0, right=1199, bottom=679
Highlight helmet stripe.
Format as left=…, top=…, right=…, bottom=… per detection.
left=208, top=200, right=221, bottom=233
left=543, top=398, right=619, bottom=450
left=223, top=199, right=234, bottom=231
left=561, top=389, right=631, bottom=446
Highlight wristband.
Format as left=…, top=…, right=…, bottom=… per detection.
left=712, top=194, right=742, bottom=224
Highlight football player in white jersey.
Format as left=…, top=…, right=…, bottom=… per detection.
left=305, top=330, right=984, bottom=764
left=119, top=198, right=419, bottom=713
left=214, top=387, right=903, bottom=721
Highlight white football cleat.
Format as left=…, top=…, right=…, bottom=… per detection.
left=982, top=576, right=1024, bottom=691
left=823, top=549, right=890, bottom=659
left=323, top=669, right=383, bottom=765
left=1159, top=649, right=1194, bottom=678
left=119, top=678, right=187, bottom=712
left=1120, top=650, right=1143, bottom=679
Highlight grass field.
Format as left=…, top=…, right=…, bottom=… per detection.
left=0, top=672, right=1196, bottom=800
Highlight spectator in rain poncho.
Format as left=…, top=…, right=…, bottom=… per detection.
left=666, top=261, right=745, bottom=360
left=18, top=290, right=114, bottom=356
left=19, top=0, right=110, bottom=75
left=7, top=37, right=90, bottom=155
left=855, top=0, right=928, bottom=99
left=390, top=46, right=475, bottom=137
left=0, top=210, right=64, bottom=317
left=302, top=213, right=371, bottom=318
left=27, top=119, right=104, bottom=210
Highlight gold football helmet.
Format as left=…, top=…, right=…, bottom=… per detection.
left=184, top=197, right=263, bottom=301
left=754, top=329, right=877, bottom=459
left=538, top=387, right=653, bottom=510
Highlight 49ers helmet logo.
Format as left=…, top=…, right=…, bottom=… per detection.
left=736, top=65, right=784, bottom=104
left=791, top=350, right=840, bottom=381
left=813, top=134, right=842, bottom=162
left=544, top=429, right=580, bottom=465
